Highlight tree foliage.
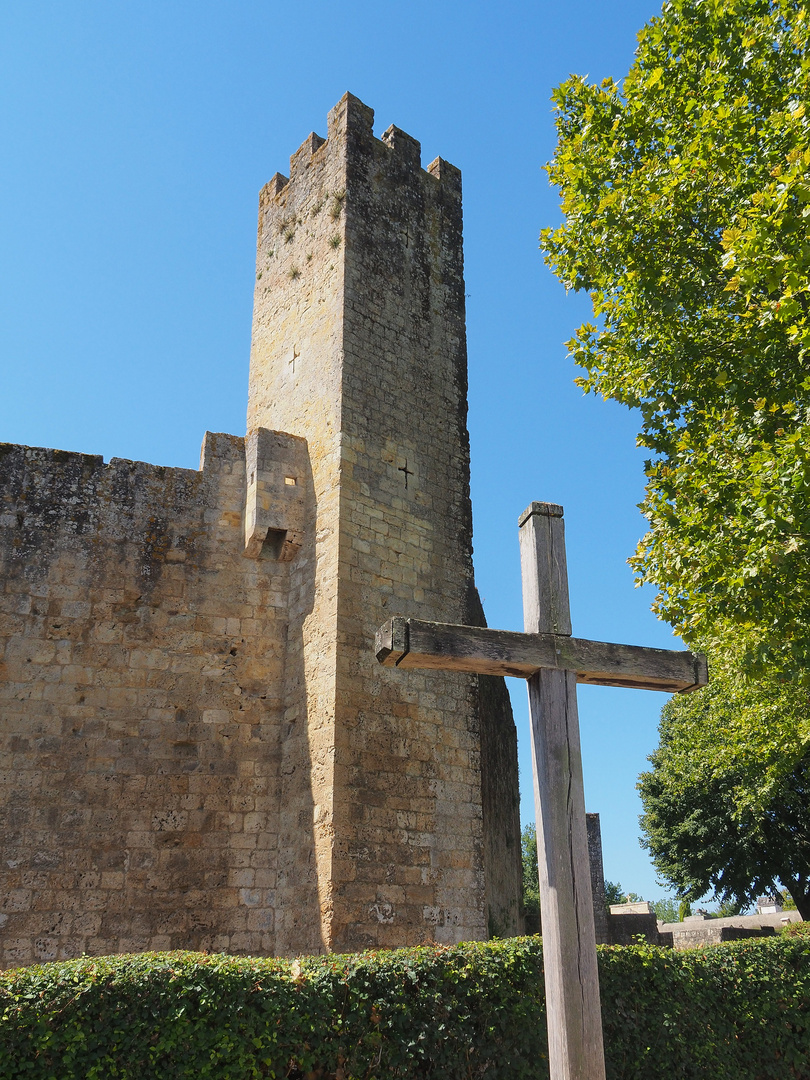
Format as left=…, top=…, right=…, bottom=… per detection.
left=520, top=824, right=541, bottom=931
left=638, top=649, right=810, bottom=918
left=605, top=881, right=644, bottom=906
left=541, top=0, right=810, bottom=673
left=649, top=896, right=680, bottom=922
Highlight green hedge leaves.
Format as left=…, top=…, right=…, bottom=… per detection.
left=1, top=933, right=809, bottom=1079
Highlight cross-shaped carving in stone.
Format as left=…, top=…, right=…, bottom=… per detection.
left=376, top=501, right=708, bottom=1080
left=397, top=460, right=413, bottom=488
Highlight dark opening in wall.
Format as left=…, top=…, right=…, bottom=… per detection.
left=261, top=528, right=288, bottom=560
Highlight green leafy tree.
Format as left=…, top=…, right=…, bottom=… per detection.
left=649, top=897, right=680, bottom=922
left=715, top=898, right=748, bottom=917
left=638, top=655, right=810, bottom=918
left=521, top=825, right=541, bottom=932
left=604, top=881, right=644, bottom=906
left=541, top=0, right=810, bottom=674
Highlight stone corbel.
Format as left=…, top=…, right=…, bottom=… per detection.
left=244, top=428, right=307, bottom=561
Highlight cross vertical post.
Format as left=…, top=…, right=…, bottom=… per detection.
left=519, top=501, right=606, bottom=1080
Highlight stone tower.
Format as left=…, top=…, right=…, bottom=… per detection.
left=247, top=93, right=520, bottom=953
left=0, top=94, right=522, bottom=965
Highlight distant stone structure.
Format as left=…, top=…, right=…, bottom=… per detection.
left=659, top=909, right=801, bottom=950
left=605, top=900, right=802, bottom=950
left=607, top=900, right=666, bottom=947
left=0, top=94, right=523, bottom=968
left=586, top=813, right=609, bottom=945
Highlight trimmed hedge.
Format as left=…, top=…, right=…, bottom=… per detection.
left=0, top=932, right=809, bottom=1079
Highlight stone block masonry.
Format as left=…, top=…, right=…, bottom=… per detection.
left=0, top=93, right=522, bottom=965
left=0, top=433, right=301, bottom=965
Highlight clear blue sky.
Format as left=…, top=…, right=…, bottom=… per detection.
left=1, top=0, right=685, bottom=903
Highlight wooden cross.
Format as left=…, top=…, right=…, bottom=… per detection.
left=376, top=501, right=707, bottom=1080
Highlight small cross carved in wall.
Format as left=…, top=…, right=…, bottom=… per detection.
left=402, top=225, right=413, bottom=249
left=397, top=460, right=413, bottom=488
left=288, top=345, right=300, bottom=374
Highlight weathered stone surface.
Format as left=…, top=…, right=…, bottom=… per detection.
left=0, top=93, right=522, bottom=965
left=0, top=433, right=294, bottom=964
left=587, top=813, right=609, bottom=946
left=659, top=910, right=801, bottom=950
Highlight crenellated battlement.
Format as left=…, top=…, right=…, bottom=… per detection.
left=289, top=131, right=326, bottom=181
left=248, top=92, right=466, bottom=441
left=257, top=93, right=461, bottom=219
left=381, top=123, right=421, bottom=167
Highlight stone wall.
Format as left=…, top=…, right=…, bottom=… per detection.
left=0, top=432, right=302, bottom=966
left=607, top=904, right=663, bottom=947
left=660, top=910, right=802, bottom=950
left=586, top=813, right=610, bottom=945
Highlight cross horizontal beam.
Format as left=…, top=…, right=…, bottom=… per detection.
left=375, top=616, right=707, bottom=693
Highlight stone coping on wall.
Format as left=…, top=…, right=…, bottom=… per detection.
left=659, top=910, right=803, bottom=934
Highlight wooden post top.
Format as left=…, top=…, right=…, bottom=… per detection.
left=519, top=501, right=564, bottom=526
left=519, top=499, right=571, bottom=637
